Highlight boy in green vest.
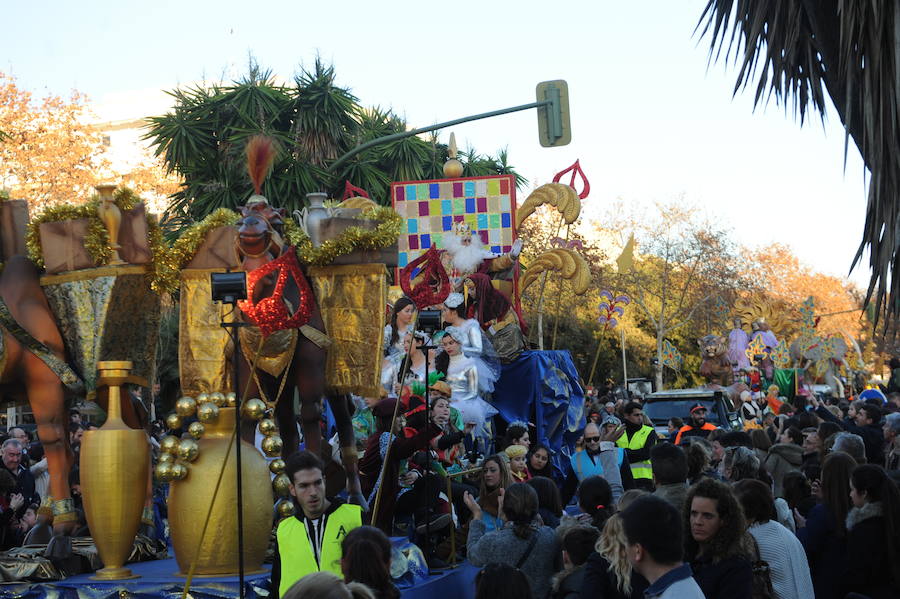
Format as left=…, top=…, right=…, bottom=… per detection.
left=271, top=450, right=363, bottom=598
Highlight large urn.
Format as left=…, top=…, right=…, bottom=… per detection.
left=81, top=360, right=149, bottom=580
left=168, top=407, right=273, bottom=575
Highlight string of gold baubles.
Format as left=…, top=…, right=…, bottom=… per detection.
left=155, top=391, right=291, bottom=510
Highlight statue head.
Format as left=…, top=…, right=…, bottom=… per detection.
left=698, top=334, right=727, bottom=358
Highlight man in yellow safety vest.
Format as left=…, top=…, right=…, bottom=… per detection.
left=271, top=450, right=363, bottom=598
left=617, top=401, right=658, bottom=490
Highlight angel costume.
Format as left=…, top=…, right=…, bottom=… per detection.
left=443, top=349, right=498, bottom=436
left=383, top=323, right=413, bottom=359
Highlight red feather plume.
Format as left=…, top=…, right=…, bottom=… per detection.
left=245, top=135, right=277, bottom=195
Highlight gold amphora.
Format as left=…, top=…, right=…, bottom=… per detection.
left=168, top=406, right=273, bottom=575
left=81, top=360, right=149, bottom=580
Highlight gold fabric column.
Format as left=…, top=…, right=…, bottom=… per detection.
left=178, top=269, right=235, bottom=397
left=309, top=263, right=387, bottom=397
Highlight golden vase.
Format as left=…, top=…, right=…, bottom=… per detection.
left=81, top=360, right=150, bottom=580
left=168, top=407, right=273, bottom=575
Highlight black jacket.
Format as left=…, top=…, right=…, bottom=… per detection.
left=797, top=503, right=848, bottom=599
left=689, top=553, right=752, bottom=599
left=580, top=551, right=647, bottom=599
left=842, top=503, right=899, bottom=599
left=815, top=406, right=885, bottom=466
left=2, top=465, right=39, bottom=513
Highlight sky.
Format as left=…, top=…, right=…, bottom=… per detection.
left=3, top=0, right=870, bottom=286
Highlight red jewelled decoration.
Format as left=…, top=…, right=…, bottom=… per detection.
left=399, top=247, right=451, bottom=310
left=552, top=159, right=591, bottom=199
left=341, top=181, right=370, bottom=200
left=238, top=247, right=314, bottom=337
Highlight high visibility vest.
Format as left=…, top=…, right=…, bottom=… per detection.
left=570, top=448, right=625, bottom=482
left=616, top=425, right=654, bottom=480
left=276, top=503, right=362, bottom=597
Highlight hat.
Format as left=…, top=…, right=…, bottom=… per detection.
left=430, top=381, right=451, bottom=397
left=690, top=403, right=708, bottom=415
left=601, top=414, right=622, bottom=427
left=373, top=398, right=398, bottom=418
left=445, top=292, right=465, bottom=309
left=504, top=444, right=527, bottom=459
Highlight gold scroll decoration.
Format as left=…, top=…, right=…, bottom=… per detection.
left=309, top=263, right=387, bottom=397
left=179, top=269, right=235, bottom=397
left=41, top=264, right=160, bottom=397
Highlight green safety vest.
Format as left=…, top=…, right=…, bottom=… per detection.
left=276, top=503, right=362, bottom=596
left=616, top=425, right=653, bottom=480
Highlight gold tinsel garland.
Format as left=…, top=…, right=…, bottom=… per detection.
left=156, top=208, right=240, bottom=293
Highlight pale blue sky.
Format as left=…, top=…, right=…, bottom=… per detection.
left=4, top=0, right=869, bottom=285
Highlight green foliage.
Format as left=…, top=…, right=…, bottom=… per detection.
left=145, top=59, right=522, bottom=236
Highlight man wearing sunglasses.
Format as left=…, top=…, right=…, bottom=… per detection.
left=561, top=416, right=635, bottom=505
left=674, top=404, right=717, bottom=445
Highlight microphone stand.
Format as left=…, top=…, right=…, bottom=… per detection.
left=419, top=340, right=438, bottom=571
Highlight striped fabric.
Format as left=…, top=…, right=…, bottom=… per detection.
left=748, top=520, right=814, bottom=599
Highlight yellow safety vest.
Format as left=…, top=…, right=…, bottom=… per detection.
left=276, top=503, right=362, bottom=597
left=616, top=425, right=653, bottom=480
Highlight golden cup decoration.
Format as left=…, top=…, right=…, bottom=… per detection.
left=168, top=406, right=273, bottom=575
left=81, top=360, right=149, bottom=580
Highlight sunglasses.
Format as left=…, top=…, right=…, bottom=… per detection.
left=584, top=436, right=601, bottom=442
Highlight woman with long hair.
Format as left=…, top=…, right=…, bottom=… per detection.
left=577, top=475, right=615, bottom=531
left=439, top=292, right=501, bottom=391
left=527, top=443, right=554, bottom=479
left=527, top=476, right=562, bottom=528
left=842, top=464, right=900, bottom=599
left=283, top=572, right=374, bottom=599
left=733, top=479, right=814, bottom=599
left=795, top=451, right=855, bottom=599
left=465, top=483, right=560, bottom=599
left=579, top=511, right=648, bottom=599
left=384, top=297, right=415, bottom=359
left=341, top=526, right=399, bottom=599
left=381, top=331, right=435, bottom=394
left=684, top=478, right=753, bottom=599
left=474, top=454, right=512, bottom=532
left=434, top=328, right=497, bottom=438
left=501, top=423, right=530, bottom=452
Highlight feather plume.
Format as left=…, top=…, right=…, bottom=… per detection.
left=245, top=135, right=276, bottom=195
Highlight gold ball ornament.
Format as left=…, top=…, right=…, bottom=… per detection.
left=276, top=499, right=296, bottom=519
left=171, top=462, right=188, bottom=481
left=242, top=398, right=267, bottom=421
left=209, top=392, right=226, bottom=406
left=160, top=435, right=180, bottom=454
left=197, top=402, right=220, bottom=423
left=272, top=473, right=291, bottom=497
left=269, top=458, right=286, bottom=475
left=188, top=421, right=205, bottom=439
left=196, top=392, right=210, bottom=405
left=225, top=391, right=237, bottom=407
left=177, top=438, right=200, bottom=462
left=158, top=451, right=175, bottom=464
left=155, top=461, right=176, bottom=482
left=174, top=396, right=197, bottom=418
left=261, top=435, right=283, bottom=457
left=166, top=413, right=183, bottom=430
left=258, top=418, right=277, bottom=436
left=443, top=158, right=464, bottom=178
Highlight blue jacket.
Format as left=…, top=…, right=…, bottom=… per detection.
left=797, top=503, right=848, bottom=599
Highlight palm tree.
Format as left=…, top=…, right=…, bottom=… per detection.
left=144, top=60, right=522, bottom=235
left=698, top=1, right=900, bottom=322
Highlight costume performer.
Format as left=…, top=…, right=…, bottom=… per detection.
left=438, top=292, right=501, bottom=391
left=727, top=317, right=751, bottom=372
left=462, top=272, right=527, bottom=362
left=439, top=222, right=522, bottom=292
left=434, top=326, right=498, bottom=439
left=751, top=319, right=779, bottom=380
left=383, top=296, right=415, bottom=359
left=380, top=330, right=435, bottom=396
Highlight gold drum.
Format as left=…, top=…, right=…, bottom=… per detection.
left=168, top=407, right=273, bottom=575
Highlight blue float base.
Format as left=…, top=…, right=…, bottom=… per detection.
left=0, top=558, right=479, bottom=599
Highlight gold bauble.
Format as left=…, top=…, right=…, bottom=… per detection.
left=225, top=391, right=237, bottom=407
left=171, top=463, right=188, bottom=481
left=261, top=435, right=283, bottom=457
left=443, top=158, right=464, bottom=178
left=209, top=392, right=226, bottom=407
left=269, top=458, right=286, bottom=475
left=160, top=435, right=180, bottom=454
left=177, top=439, right=200, bottom=462
left=197, top=402, right=220, bottom=423
left=196, top=392, right=211, bottom=405
left=272, top=473, right=291, bottom=497
left=276, top=499, right=296, bottom=519
left=188, top=421, right=205, bottom=439
left=155, top=462, right=176, bottom=482
left=258, top=418, right=277, bottom=436
left=166, top=413, right=183, bottom=430
left=241, top=398, right=267, bottom=421
left=174, top=396, right=197, bottom=418
left=158, top=452, right=175, bottom=464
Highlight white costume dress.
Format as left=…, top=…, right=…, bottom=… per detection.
left=446, top=319, right=501, bottom=394
left=382, top=323, right=413, bottom=359
left=445, top=353, right=497, bottom=435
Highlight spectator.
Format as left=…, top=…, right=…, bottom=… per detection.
left=666, top=418, right=683, bottom=441
left=0, top=439, right=39, bottom=510
left=581, top=512, right=649, bottom=599
left=843, top=464, right=900, bottom=599
left=831, top=432, right=867, bottom=464
left=271, top=451, right=363, bottom=598
left=475, top=563, right=533, bottom=599
left=883, top=412, right=900, bottom=470
left=527, top=443, right=555, bottom=480
left=778, top=426, right=802, bottom=446
left=781, top=471, right=815, bottom=519
left=748, top=428, right=771, bottom=463
left=733, top=479, right=814, bottom=599
left=684, top=439, right=720, bottom=485
left=577, top=475, right=615, bottom=531
left=723, top=446, right=794, bottom=531
left=466, top=483, right=561, bottom=599
left=795, top=451, right=855, bottom=599
left=501, top=424, right=530, bottom=452
left=683, top=478, right=753, bottom=599
left=506, top=445, right=531, bottom=482
left=0, top=469, right=22, bottom=550
left=21, top=502, right=52, bottom=546
left=550, top=525, right=599, bottom=599
left=13, top=503, right=38, bottom=546
left=617, top=402, right=657, bottom=491
left=622, top=495, right=705, bottom=599
left=674, top=404, right=716, bottom=445
left=28, top=444, right=49, bottom=502
left=475, top=454, right=512, bottom=532
left=762, top=430, right=803, bottom=497
left=341, top=526, right=399, bottom=599
left=69, top=408, right=82, bottom=427
left=527, top=476, right=563, bottom=529
left=562, top=421, right=630, bottom=505
left=812, top=395, right=885, bottom=466
left=282, top=571, right=374, bottom=599
left=650, top=443, right=689, bottom=517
